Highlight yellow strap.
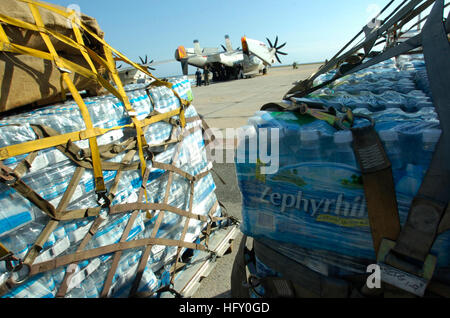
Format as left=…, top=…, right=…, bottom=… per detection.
left=0, top=1, right=187, bottom=171
left=0, top=126, right=116, bottom=161
left=18, top=1, right=166, bottom=83
left=1, top=2, right=191, bottom=111
left=103, top=47, right=148, bottom=197
left=27, top=2, right=106, bottom=193
left=71, top=18, right=98, bottom=76
left=0, top=107, right=181, bottom=161
left=0, top=12, right=110, bottom=74
left=0, top=242, right=11, bottom=259
left=0, top=22, right=9, bottom=44
left=0, top=15, right=127, bottom=104
left=17, top=0, right=189, bottom=105
left=27, top=3, right=63, bottom=69
left=0, top=23, right=12, bottom=52
left=62, top=73, right=106, bottom=192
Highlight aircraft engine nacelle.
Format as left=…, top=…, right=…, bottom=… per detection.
left=242, top=36, right=286, bottom=66
left=175, top=46, right=187, bottom=61
left=241, top=36, right=249, bottom=55
left=175, top=46, right=189, bottom=75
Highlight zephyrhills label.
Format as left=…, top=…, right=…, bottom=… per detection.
left=253, top=162, right=371, bottom=227
left=259, top=186, right=369, bottom=227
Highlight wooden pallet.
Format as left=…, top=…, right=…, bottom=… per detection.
left=160, top=224, right=240, bottom=298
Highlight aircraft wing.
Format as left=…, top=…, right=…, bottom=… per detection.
left=203, top=47, right=220, bottom=55
left=150, top=59, right=176, bottom=65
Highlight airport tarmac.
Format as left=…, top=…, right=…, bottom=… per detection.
left=191, top=62, right=323, bottom=298
left=190, top=63, right=323, bottom=131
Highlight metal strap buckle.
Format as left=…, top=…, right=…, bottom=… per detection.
left=0, top=252, right=16, bottom=272
left=56, top=66, right=73, bottom=74
left=339, top=113, right=375, bottom=131
left=96, top=190, right=111, bottom=208
left=377, top=239, right=437, bottom=297
left=0, top=166, right=18, bottom=186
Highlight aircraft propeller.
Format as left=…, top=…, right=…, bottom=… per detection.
left=138, top=54, right=156, bottom=71
left=266, top=36, right=287, bottom=64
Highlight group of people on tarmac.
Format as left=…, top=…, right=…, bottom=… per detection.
left=195, top=67, right=210, bottom=87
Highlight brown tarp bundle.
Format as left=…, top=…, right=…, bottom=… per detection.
left=0, top=0, right=106, bottom=113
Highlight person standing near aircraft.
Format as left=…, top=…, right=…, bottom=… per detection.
left=195, top=68, right=202, bottom=87
left=203, top=67, right=210, bottom=86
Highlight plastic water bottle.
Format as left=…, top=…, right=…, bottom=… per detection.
left=380, top=91, right=405, bottom=109
left=88, top=98, right=105, bottom=127
left=331, top=131, right=357, bottom=167
left=398, top=128, right=421, bottom=166
left=64, top=222, right=79, bottom=243
left=52, top=226, right=67, bottom=242
left=379, top=130, right=403, bottom=171
left=83, top=275, right=100, bottom=298
left=418, top=129, right=441, bottom=170
left=247, top=111, right=275, bottom=128
left=236, top=125, right=258, bottom=165
left=396, top=164, right=423, bottom=197
left=2, top=223, right=41, bottom=259
left=0, top=194, right=35, bottom=238
left=297, top=130, right=322, bottom=162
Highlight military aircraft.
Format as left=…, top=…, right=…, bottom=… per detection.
left=117, top=55, right=175, bottom=85
left=174, top=35, right=287, bottom=81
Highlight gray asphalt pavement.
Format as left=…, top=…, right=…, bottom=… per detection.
left=192, top=162, right=243, bottom=298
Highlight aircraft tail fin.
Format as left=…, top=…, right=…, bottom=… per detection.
left=193, top=40, right=202, bottom=55
left=225, top=35, right=233, bottom=52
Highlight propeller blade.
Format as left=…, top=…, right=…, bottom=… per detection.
left=145, top=55, right=148, bottom=64
left=139, top=56, right=145, bottom=64
left=266, top=37, right=273, bottom=48
left=276, top=42, right=287, bottom=50
left=117, top=64, right=122, bottom=69
left=149, top=60, right=154, bottom=65
left=277, top=51, right=288, bottom=55
left=274, top=36, right=279, bottom=49
left=147, top=66, right=156, bottom=71
left=275, top=53, right=282, bottom=64
left=221, top=45, right=227, bottom=51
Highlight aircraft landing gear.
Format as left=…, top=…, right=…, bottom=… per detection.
left=235, top=67, right=244, bottom=80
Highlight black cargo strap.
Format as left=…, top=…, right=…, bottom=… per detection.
left=284, top=2, right=450, bottom=100
left=383, top=0, right=450, bottom=278
left=286, top=0, right=424, bottom=97
left=230, top=235, right=252, bottom=298
left=253, top=239, right=351, bottom=298
left=260, top=100, right=402, bottom=258
left=254, top=1, right=450, bottom=297
left=350, top=123, right=401, bottom=256
left=237, top=236, right=297, bottom=298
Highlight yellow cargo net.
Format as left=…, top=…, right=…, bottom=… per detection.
left=0, top=0, right=231, bottom=298
left=0, top=0, right=190, bottom=195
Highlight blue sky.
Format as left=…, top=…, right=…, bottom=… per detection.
left=48, top=0, right=439, bottom=77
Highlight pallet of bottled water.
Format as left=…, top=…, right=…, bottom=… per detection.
left=235, top=54, right=450, bottom=277
left=0, top=76, right=223, bottom=298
